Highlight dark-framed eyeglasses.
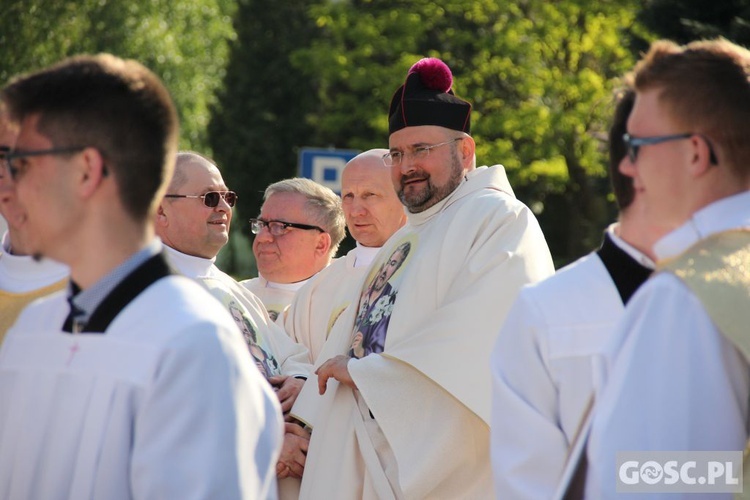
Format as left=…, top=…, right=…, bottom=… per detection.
left=4, top=146, right=86, bottom=180
left=249, top=218, right=324, bottom=236
left=0, top=146, right=9, bottom=179
left=165, top=190, right=238, bottom=208
left=623, top=133, right=718, bottom=165
left=382, top=137, right=463, bottom=167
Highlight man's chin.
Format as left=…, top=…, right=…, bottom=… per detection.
left=351, top=228, right=373, bottom=243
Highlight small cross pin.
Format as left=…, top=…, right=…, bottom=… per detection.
left=66, top=341, right=80, bottom=367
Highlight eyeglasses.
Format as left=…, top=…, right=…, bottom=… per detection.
left=382, top=137, right=463, bottom=167
left=4, top=146, right=86, bottom=180
left=623, top=133, right=718, bottom=165
left=249, top=218, right=324, bottom=236
left=165, top=190, right=238, bottom=208
left=0, top=146, right=9, bottom=179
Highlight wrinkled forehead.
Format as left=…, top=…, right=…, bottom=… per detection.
left=178, top=160, right=226, bottom=189
left=342, top=159, right=392, bottom=192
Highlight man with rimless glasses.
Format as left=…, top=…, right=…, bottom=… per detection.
left=293, top=57, right=554, bottom=499
left=242, top=178, right=345, bottom=323
left=568, top=39, right=750, bottom=498
left=0, top=54, right=281, bottom=499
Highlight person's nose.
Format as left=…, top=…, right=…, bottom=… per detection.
left=399, top=153, right=418, bottom=174
left=253, top=223, right=275, bottom=243
left=0, top=169, right=15, bottom=198
left=215, top=195, right=232, bottom=213
left=350, top=198, right=367, bottom=217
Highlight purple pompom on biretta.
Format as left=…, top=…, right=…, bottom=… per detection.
left=409, top=58, right=453, bottom=92
left=388, top=57, right=471, bottom=135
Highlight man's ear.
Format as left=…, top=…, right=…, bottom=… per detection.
left=315, top=231, right=332, bottom=257
left=690, top=135, right=716, bottom=177
left=78, top=146, right=108, bottom=197
left=460, top=135, right=476, bottom=164
left=155, top=203, right=168, bottom=227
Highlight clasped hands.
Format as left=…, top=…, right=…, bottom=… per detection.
left=273, top=356, right=359, bottom=479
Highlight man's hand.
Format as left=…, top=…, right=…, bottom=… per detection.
left=276, top=422, right=310, bottom=479
left=315, top=355, right=357, bottom=395
left=268, top=375, right=305, bottom=415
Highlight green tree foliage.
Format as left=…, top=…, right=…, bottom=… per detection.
left=636, top=0, right=750, bottom=48
left=1, top=0, right=235, bottom=151
left=208, top=0, right=327, bottom=275
left=291, top=0, right=640, bottom=264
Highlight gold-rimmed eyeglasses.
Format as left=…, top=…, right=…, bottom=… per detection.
left=382, top=137, right=463, bottom=167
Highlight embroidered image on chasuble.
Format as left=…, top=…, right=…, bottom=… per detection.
left=202, top=277, right=282, bottom=378
left=266, top=307, right=282, bottom=322
left=349, top=238, right=414, bottom=359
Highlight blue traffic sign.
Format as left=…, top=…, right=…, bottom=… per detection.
left=298, top=148, right=359, bottom=194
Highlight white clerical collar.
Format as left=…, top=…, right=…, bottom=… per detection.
left=353, top=243, right=382, bottom=268
left=606, top=223, right=656, bottom=269
left=163, top=244, right=218, bottom=279
left=0, top=231, right=69, bottom=293
left=654, top=190, right=750, bottom=260
left=258, top=273, right=309, bottom=292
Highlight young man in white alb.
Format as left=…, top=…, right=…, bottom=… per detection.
left=0, top=54, right=282, bottom=499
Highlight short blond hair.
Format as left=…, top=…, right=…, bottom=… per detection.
left=630, top=38, right=750, bottom=177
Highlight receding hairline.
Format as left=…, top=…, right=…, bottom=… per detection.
left=170, top=151, right=219, bottom=191
left=346, top=149, right=389, bottom=167
left=342, top=149, right=394, bottom=189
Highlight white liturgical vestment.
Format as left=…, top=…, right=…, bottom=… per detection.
left=0, top=231, right=69, bottom=339
left=242, top=275, right=310, bottom=323
left=0, top=253, right=283, bottom=500
left=293, top=165, right=554, bottom=499
left=490, top=226, right=654, bottom=499
left=165, top=246, right=311, bottom=379
left=580, top=192, right=750, bottom=499
left=284, top=244, right=380, bottom=363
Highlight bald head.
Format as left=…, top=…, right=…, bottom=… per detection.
left=341, top=149, right=406, bottom=247
left=156, top=151, right=233, bottom=259
left=168, top=151, right=217, bottom=191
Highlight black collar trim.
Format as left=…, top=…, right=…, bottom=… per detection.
left=596, top=233, right=652, bottom=305
left=63, top=252, right=176, bottom=333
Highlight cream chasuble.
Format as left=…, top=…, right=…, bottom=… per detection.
left=242, top=275, right=309, bottom=323
left=293, top=166, right=554, bottom=499
left=284, top=245, right=379, bottom=363
left=0, top=231, right=69, bottom=341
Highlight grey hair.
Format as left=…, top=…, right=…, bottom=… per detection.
left=264, top=177, right=346, bottom=256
